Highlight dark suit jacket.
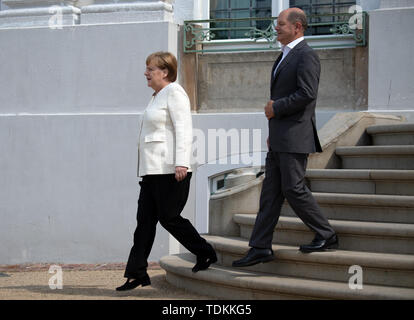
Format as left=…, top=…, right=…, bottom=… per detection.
left=269, top=40, right=322, bottom=154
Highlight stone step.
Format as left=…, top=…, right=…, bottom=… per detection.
left=204, top=235, right=414, bottom=288
left=233, top=214, right=414, bottom=254
left=281, top=192, right=414, bottom=224
left=159, top=253, right=414, bottom=300
left=335, top=146, right=414, bottom=170
left=235, top=190, right=414, bottom=224
left=305, top=169, right=414, bottom=196
left=367, top=123, right=414, bottom=146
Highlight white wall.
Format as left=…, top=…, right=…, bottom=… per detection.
left=0, top=20, right=178, bottom=264
left=357, top=0, right=381, bottom=11
left=173, top=0, right=194, bottom=24
left=0, top=114, right=146, bottom=264
left=0, top=22, right=178, bottom=114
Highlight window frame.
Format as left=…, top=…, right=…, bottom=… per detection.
left=290, top=0, right=357, bottom=36
left=209, top=0, right=273, bottom=40
left=187, top=0, right=365, bottom=52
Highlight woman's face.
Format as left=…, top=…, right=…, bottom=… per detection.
left=144, top=60, right=169, bottom=93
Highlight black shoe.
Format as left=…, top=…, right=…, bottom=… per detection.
left=192, top=252, right=218, bottom=273
left=116, top=274, right=151, bottom=291
left=299, top=234, right=339, bottom=253
left=232, top=248, right=274, bottom=268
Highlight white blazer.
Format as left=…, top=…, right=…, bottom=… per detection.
left=137, top=82, right=193, bottom=177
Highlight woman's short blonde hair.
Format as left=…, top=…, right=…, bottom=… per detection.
left=146, top=51, right=178, bottom=82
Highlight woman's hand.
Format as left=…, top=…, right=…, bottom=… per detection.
left=175, top=166, right=188, bottom=182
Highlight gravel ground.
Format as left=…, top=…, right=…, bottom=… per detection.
left=0, top=263, right=216, bottom=300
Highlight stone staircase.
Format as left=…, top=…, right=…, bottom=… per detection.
left=160, top=123, right=414, bottom=299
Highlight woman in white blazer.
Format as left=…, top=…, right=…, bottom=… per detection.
left=116, top=52, right=217, bottom=291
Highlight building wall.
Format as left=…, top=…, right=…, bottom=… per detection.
left=368, top=6, right=414, bottom=111
left=195, top=47, right=368, bottom=113
left=0, top=20, right=179, bottom=264
left=0, top=22, right=177, bottom=114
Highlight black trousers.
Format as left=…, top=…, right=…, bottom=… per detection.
left=124, top=172, right=215, bottom=279
left=249, top=151, right=336, bottom=249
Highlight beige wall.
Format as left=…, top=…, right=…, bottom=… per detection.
left=186, top=46, right=368, bottom=113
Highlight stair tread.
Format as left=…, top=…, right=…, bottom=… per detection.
left=233, top=214, right=414, bottom=237
left=306, top=169, right=414, bottom=180
left=336, top=145, right=414, bottom=155
left=160, top=253, right=414, bottom=300
left=309, top=192, right=414, bottom=207
left=367, top=123, right=414, bottom=134
left=204, top=235, right=414, bottom=270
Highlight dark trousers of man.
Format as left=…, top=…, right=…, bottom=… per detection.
left=249, top=151, right=336, bottom=249
left=124, top=172, right=215, bottom=279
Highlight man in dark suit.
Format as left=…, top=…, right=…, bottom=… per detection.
left=233, top=8, right=338, bottom=268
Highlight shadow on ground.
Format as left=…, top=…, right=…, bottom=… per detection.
left=2, top=274, right=213, bottom=300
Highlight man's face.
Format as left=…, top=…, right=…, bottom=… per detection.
left=275, top=11, right=299, bottom=45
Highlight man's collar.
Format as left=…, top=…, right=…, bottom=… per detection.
left=281, top=36, right=305, bottom=51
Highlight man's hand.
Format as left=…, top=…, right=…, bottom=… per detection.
left=265, top=100, right=275, bottom=120
left=175, top=166, right=188, bottom=182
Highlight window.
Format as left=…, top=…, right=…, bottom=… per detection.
left=210, top=0, right=272, bottom=39
left=290, top=0, right=357, bottom=36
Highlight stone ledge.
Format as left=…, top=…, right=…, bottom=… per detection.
left=0, top=1, right=174, bottom=27
left=0, top=6, right=80, bottom=17
left=0, top=6, right=80, bottom=28
left=81, top=2, right=173, bottom=13
left=2, top=0, right=76, bottom=9
left=80, top=2, right=173, bottom=24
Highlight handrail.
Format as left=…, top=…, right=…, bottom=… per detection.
left=184, top=12, right=367, bottom=53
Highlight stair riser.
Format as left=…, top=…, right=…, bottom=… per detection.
left=307, top=179, right=414, bottom=196
left=340, top=156, right=414, bottom=170
left=165, top=271, right=310, bottom=300
left=239, top=225, right=414, bottom=254
left=281, top=204, right=414, bottom=224
left=371, top=134, right=414, bottom=146
left=218, top=251, right=414, bottom=288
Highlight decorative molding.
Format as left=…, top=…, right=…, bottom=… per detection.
left=2, top=0, right=77, bottom=9
left=0, top=5, right=80, bottom=28
left=0, top=0, right=174, bottom=27
left=80, top=1, right=174, bottom=24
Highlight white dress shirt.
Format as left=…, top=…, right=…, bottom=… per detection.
left=274, top=36, right=305, bottom=77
